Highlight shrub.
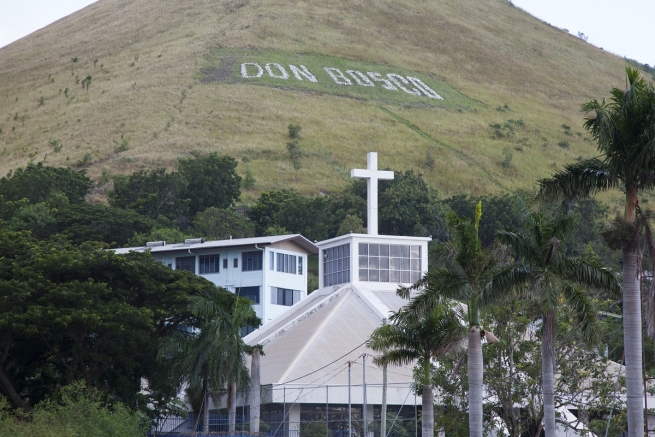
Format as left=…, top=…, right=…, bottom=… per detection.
left=0, top=383, right=147, bottom=437
left=287, top=123, right=302, bottom=139
left=49, top=139, right=62, bottom=153
left=557, top=141, right=569, bottom=148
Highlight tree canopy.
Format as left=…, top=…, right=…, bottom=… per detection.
left=0, top=229, right=238, bottom=411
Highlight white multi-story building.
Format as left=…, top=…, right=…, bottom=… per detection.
left=113, top=235, right=318, bottom=326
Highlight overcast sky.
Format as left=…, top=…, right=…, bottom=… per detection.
left=1, top=0, right=654, bottom=66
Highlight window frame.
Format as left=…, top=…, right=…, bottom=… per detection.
left=242, top=251, right=263, bottom=271
left=199, top=255, right=220, bottom=274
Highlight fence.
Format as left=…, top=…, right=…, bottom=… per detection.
left=150, top=382, right=420, bottom=437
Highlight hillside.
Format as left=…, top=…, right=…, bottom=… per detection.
left=0, top=0, right=636, bottom=204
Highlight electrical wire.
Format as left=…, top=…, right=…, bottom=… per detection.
left=275, top=340, right=368, bottom=385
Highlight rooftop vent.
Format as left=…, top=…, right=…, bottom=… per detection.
left=184, top=238, right=205, bottom=245
left=146, top=241, right=166, bottom=247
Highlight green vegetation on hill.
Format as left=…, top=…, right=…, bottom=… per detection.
left=0, top=0, right=647, bottom=200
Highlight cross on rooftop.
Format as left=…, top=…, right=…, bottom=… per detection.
left=351, top=152, right=394, bottom=236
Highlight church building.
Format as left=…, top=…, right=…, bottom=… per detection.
left=236, top=152, right=431, bottom=436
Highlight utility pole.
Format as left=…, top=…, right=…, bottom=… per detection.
left=381, top=319, right=388, bottom=437
left=363, top=354, right=367, bottom=437
left=348, top=361, right=352, bottom=437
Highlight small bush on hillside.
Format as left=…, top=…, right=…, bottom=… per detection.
left=288, top=123, right=302, bottom=139
left=242, top=168, right=256, bottom=189
left=49, top=139, right=62, bottom=153
left=558, top=141, right=569, bottom=148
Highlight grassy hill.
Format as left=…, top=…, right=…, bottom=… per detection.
left=0, top=0, right=641, bottom=206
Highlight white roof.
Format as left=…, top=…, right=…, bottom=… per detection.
left=112, top=234, right=318, bottom=255
left=244, top=282, right=415, bottom=387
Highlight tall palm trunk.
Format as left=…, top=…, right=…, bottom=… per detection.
left=422, top=358, right=434, bottom=437
left=541, top=314, right=556, bottom=437
left=623, top=247, right=644, bottom=437
left=228, top=380, right=237, bottom=432
left=468, top=327, right=483, bottom=437
left=250, top=346, right=261, bottom=433
left=203, top=390, right=210, bottom=432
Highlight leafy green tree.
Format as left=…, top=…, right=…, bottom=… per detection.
left=127, top=227, right=191, bottom=246
left=6, top=201, right=58, bottom=239
left=178, top=153, right=241, bottom=216
left=492, top=198, right=619, bottom=437
left=274, top=196, right=334, bottom=242
left=368, top=301, right=466, bottom=437
left=402, top=204, right=504, bottom=437
left=0, top=162, right=91, bottom=205
left=50, top=203, right=157, bottom=246
left=109, top=168, right=188, bottom=220
left=0, top=229, right=233, bottom=411
left=248, top=190, right=302, bottom=235
left=336, top=214, right=366, bottom=236
left=379, top=170, right=447, bottom=238
left=537, top=67, right=655, bottom=437
left=193, top=207, right=255, bottom=240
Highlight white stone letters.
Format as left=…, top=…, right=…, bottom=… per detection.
left=289, top=64, right=318, bottom=82
left=386, top=74, right=421, bottom=96
left=239, top=62, right=445, bottom=101
left=266, top=63, right=289, bottom=79
left=367, top=72, right=397, bottom=91
left=241, top=63, right=264, bottom=78
left=407, top=77, right=443, bottom=100
left=346, top=70, right=374, bottom=87
left=324, top=68, right=352, bottom=85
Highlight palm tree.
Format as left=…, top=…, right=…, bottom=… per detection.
left=402, top=203, right=502, bottom=437
left=537, top=67, right=655, bottom=437
left=368, top=301, right=467, bottom=437
left=492, top=197, right=619, bottom=436
left=163, top=290, right=258, bottom=432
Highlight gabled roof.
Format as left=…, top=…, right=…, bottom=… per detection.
left=112, top=234, right=318, bottom=255
left=244, top=282, right=414, bottom=387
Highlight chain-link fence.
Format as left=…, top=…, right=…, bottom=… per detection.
left=151, top=383, right=420, bottom=437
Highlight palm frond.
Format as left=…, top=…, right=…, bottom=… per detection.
left=496, top=229, right=537, bottom=262
left=559, top=258, right=621, bottom=296
left=480, top=265, right=530, bottom=305
left=561, top=282, right=597, bottom=343
left=536, top=159, right=618, bottom=203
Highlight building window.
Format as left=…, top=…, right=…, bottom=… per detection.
left=237, top=286, right=260, bottom=304
left=240, top=325, right=256, bottom=337
left=223, top=258, right=228, bottom=269
left=276, top=253, right=297, bottom=274
left=323, top=244, right=350, bottom=287
left=271, top=287, right=300, bottom=306
left=199, top=255, right=219, bottom=274
left=269, top=251, right=275, bottom=270
left=242, top=251, right=263, bottom=271
left=175, top=256, right=195, bottom=273
left=233, top=258, right=238, bottom=268
left=358, top=243, right=421, bottom=284
left=298, top=257, right=303, bottom=275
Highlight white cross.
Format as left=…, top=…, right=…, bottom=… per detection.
left=351, top=152, right=394, bottom=235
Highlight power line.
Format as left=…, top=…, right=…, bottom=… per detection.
left=276, top=340, right=368, bottom=385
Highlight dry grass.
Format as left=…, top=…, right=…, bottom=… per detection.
left=0, top=0, right=638, bottom=203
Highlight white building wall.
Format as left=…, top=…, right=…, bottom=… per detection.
left=263, top=247, right=308, bottom=324
left=153, top=246, right=309, bottom=324
left=317, top=234, right=430, bottom=289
